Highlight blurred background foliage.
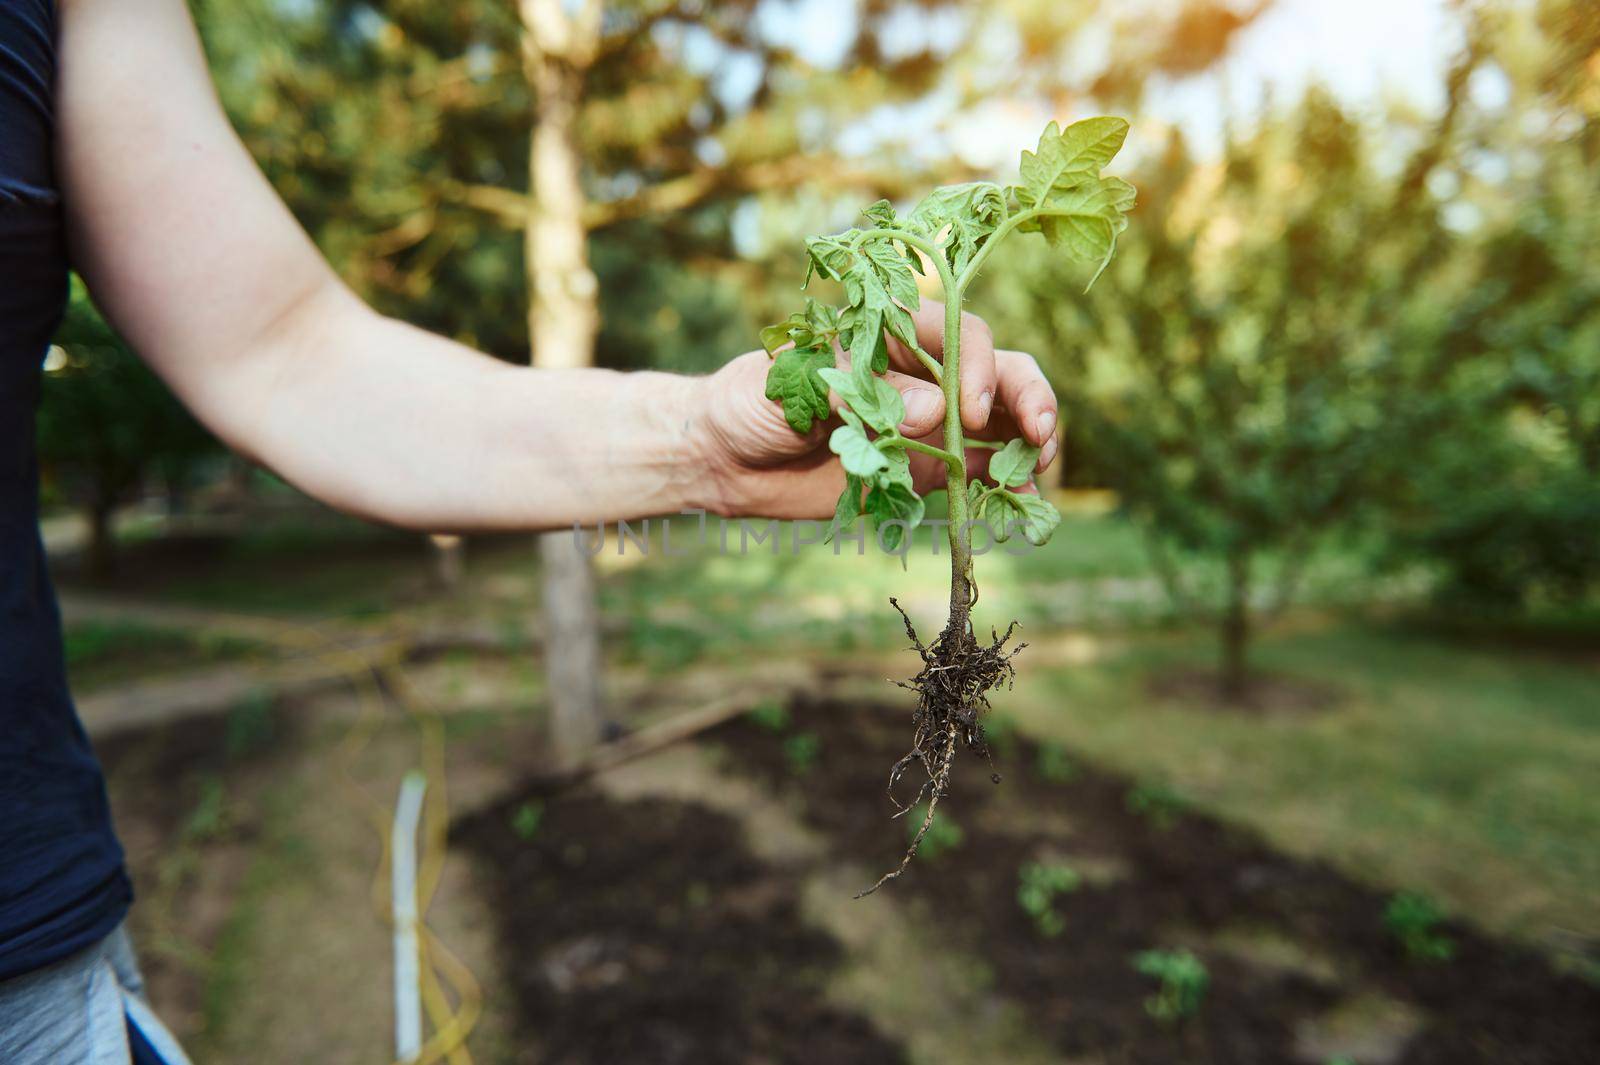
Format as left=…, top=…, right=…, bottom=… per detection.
left=42, top=0, right=1597, bottom=676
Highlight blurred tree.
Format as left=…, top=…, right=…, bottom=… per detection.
left=1378, top=2, right=1599, bottom=608
left=191, top=0, right=1265, bottom=756
left=986, top=74, right=1483, bottom=693
left=39, top=279, right=218, bottom=582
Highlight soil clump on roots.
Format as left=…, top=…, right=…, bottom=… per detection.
left=856, top=598, right=1025, bottom=897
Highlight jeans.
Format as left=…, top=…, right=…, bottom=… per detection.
left=0, top=924, right=191, bottom=1064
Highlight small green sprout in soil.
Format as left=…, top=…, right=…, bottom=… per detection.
left=906, top=803, right=964, bottom=861
left=783, top=732, right=822, bottom=776
left=1384, top=891, right=1456, bottom=963
left=1016, top=861, right=1082, bottom=937
left=747, top=700, right=791, bottom=733
left=1132, top=949, right=1209, bottom=1023
left=1126, top=781, right=1190, bottom=831
left=1034, top=742, right=1077, bottom=783
left=511, top=800, right=545, bottom=841
left=762, top=119, right=1135, bottom=895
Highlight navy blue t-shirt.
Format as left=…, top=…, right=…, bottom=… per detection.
left=0, top=0, right=132, bottom=981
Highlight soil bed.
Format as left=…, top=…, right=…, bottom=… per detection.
left=456, top=789, right=908, bottom=1065
left=709, top=695, right=1600, bottom=1065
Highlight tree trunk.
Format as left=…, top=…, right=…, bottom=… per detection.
left=1220, top=549, right=1251, bottom=698
left=521, top=0, right=604, bottom=767
left=539, top=531, right=603, bottom=762
left=429, top=534, right=465, bottom=592
left=86, top=499, right=116, bottom=585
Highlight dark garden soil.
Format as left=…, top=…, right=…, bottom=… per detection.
left=704, top=695, right=1600, bottom=1065
left=456, top=790, right=910, bottom=1065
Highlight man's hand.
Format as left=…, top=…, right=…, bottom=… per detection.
left=691, top=300, right=1059, bottom=519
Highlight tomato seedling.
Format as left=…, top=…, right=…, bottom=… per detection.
left=762, top=119, right=1135, bottom=893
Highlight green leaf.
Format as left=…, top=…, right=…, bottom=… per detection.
left=817, top=368, right=905, bottom=433
left=862, top=240, right=921, bottom=311
left=906, top=182, right=1008, bottom=274
left=967, top=478, right=987, bottom=509
left=1028, top=176, right=1137, bottom=287
left=865, top=480, right=925, bottom=552
left=761, top=298, right=842, bottom=357
left=827, top=474, right=865, bottom=543
left=830, top=421, right=890, bottom=477
left=1012, top=492, right=1062, bottom=546
left=862, top=199, right=899, bottom=228
left=803, top=298, right=841, bottom=336
left=983, top=489, right=1059, bottom=546
left=984, top=490, right=1019, bottom=541
left=988, top=438, right=1040, bottom=488
left=760, top=319, right=797, bottom=356
left=764, top=344, right=834, bottom=434
left=875, top=443, right=914, bottom=491
left=839, top=303, right=891, bottom=390
left=1014, top=118, right=1129, bottom=208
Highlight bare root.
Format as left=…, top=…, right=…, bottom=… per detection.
left=855, top=598, right=1025, bottom=897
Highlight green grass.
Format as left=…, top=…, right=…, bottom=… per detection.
left=63, top=619, right=262, bottom=690
left=594, top=503, right=1387, bottom=670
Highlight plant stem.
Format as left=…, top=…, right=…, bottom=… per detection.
left=892, top=435, right=962, bottom=471
left=854, top=225, right=974, bottom=630
left=955, top=208, right=1039, bottom=290
left=941, top=291, right=972, bottom=627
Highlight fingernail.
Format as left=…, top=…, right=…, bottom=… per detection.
left=902, top=388, right=941, bottom=427
left=1040, top=437, right=1059, bottom=469
left=1037, top=410, right=1056, bottom=440
left=976, top=390, right=993, bottom=425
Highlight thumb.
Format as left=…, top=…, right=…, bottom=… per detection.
left=884, top=371, right=944, bottom=436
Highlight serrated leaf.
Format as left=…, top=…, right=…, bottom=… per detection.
left=862, top=199, right=898, bottom=228
left=865, top=481, right=925, bottom=552
left=805, top=234, right=854, bottom=284
left=827, top=473, right=865, bottom=544
left=988, top=438, right=1040, bottom=488
left=764, top=344, right=834, bottom=434
left=906, top=182, right=1008, bottom=274
left=1028, top=176, right=1136, bottom=287
left=830, top=422, right=890, bottom=477
left=862, top=241, right=922, bottom=310
left=803, top=298, right=841, bottom=336
left=817, top=368, right=905, bottom=433
left=1015, top=118, right=1129, bottom=207
left=840, top=303, right=892, bottom=392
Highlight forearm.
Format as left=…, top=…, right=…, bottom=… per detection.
left=236, top=286, right=710, bottom=532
